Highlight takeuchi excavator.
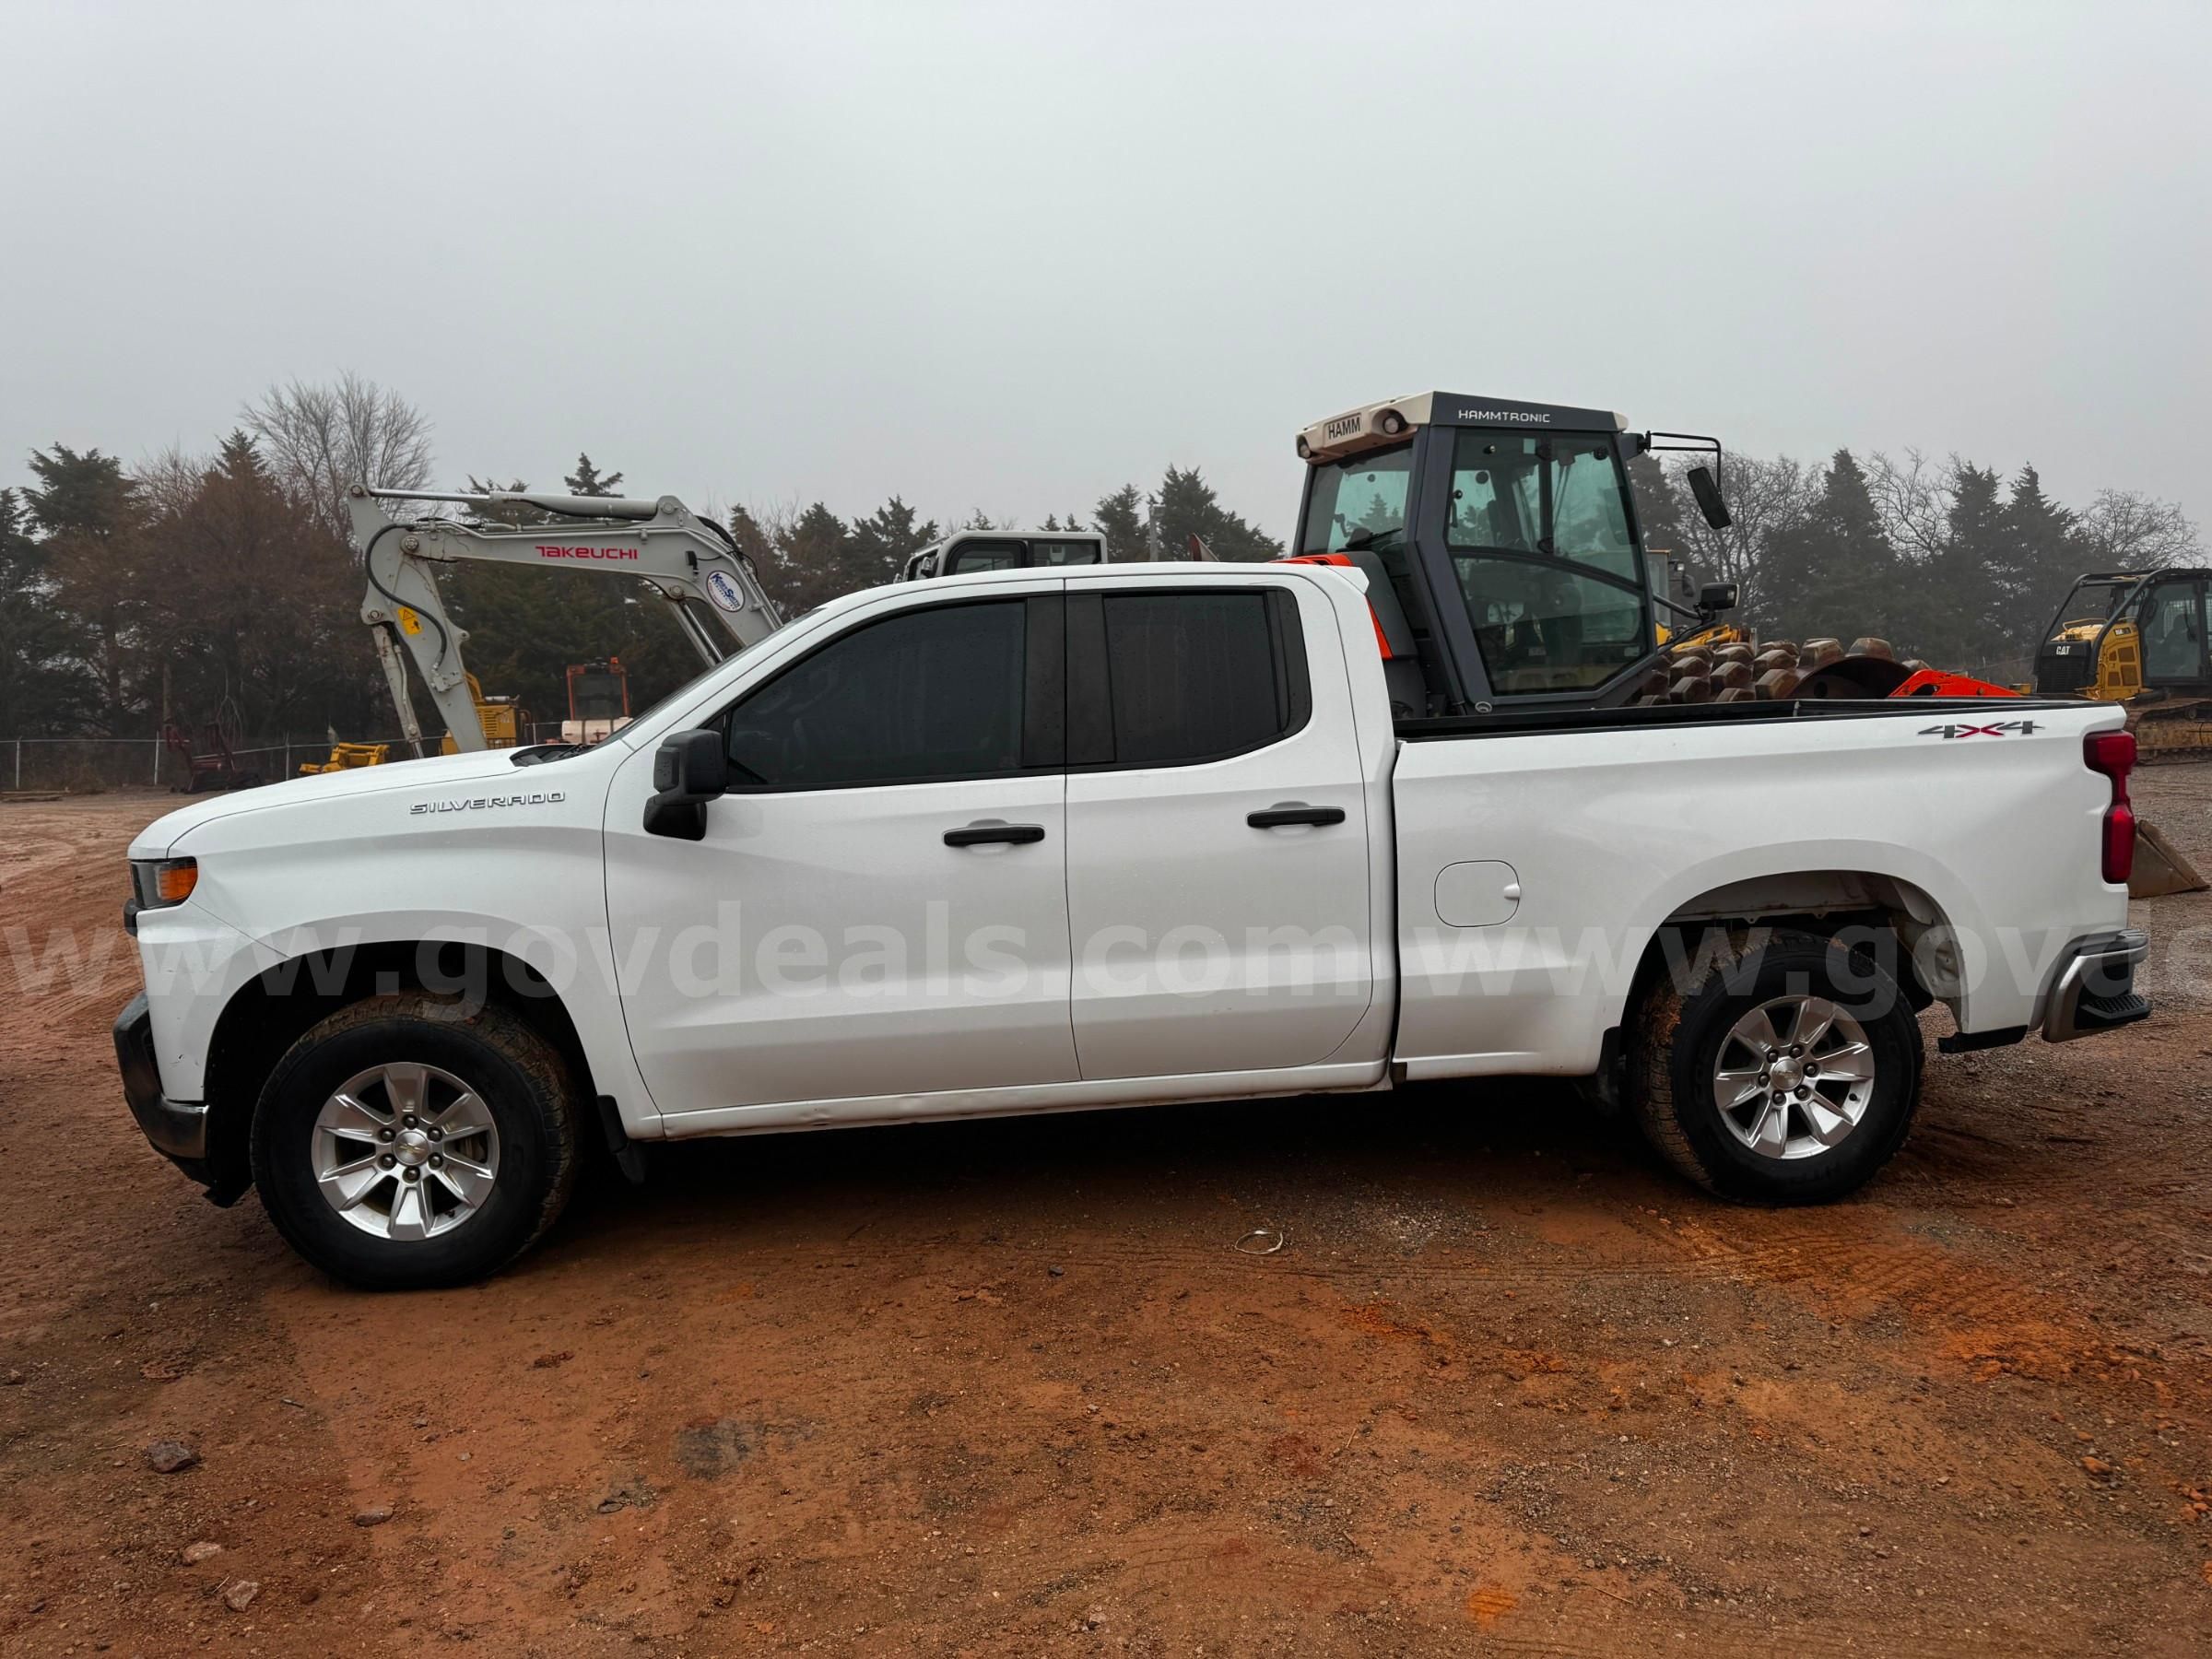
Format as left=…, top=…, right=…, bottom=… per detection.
left=346, top=483, right=785, bottom=754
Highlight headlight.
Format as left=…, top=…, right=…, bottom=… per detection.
left=131, top=857, right=198, bottom=909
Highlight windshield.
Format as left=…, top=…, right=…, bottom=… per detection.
left=1447, top=429, right=1647, bottom=694
left=2059, top=580, right=2136, bottom=629
left=1299, top=443, right=1413, bottom=554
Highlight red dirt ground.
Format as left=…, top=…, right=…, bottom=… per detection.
left=3, top=782, right=2209, bottom=1656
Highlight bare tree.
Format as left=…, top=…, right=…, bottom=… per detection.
left=1865, top=448, right=1956, bottom=563
left=241, top=372, right=434, bottom=542
left=1666, top=451, right=1816, bottom=622
left=133, top=441, right=208, bottom=522
left=2077, top=488, right=2202, bottom=572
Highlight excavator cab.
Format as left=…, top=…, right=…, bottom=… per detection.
left=899, top=530, right=1105, bottom=582
left=1287, top=392, right=1734, bottom=716
left=2033, top=569, right=2212, bottom=701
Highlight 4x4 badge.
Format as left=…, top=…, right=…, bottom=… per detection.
left=1919, top=720, right=2041, bottom=738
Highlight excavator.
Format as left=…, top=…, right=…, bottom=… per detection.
left=2023, top=566, right=2212, bottom=895
left=345, top=482, right=784, bottom=755
left=897, top=527, right=1104, bottom=581
left=2030, top=568, right=2212, bottom=749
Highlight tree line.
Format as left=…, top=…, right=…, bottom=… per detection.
left=1630, top=447, right=2199, bottom=673
left=2, top=372, right=2199, bottom=746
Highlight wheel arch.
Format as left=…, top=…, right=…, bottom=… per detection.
left=1617, top=868, right=1961, bottom=1047
left=201, top=941, right=599, bottom=1202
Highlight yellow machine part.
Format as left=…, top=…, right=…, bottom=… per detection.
left=2129, top=699, right=2212, bottom=757
left=2034, top=618, right=2145, bottom=700
left=2092, top=620, right=2142, bottom=700
left=299, top=741, right=392, bottom=775
left=2037, top=617, right=2212, bottom=754
left=2066, top=620, right=2212, bottom=757
left=438, top=675, right=528, bottom=754
left=1663, top=620, right=1752, bottom=653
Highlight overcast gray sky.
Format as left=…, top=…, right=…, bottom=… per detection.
left=5, top=0, right=2206, bottom=543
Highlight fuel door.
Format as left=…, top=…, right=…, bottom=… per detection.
left=1434, top=860, right=1521, bottom=928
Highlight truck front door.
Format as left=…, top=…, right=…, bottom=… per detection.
left=603, top=588, right=1078, bottom=1116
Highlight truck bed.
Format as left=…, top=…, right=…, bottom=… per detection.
left=1396, top=694, right=2097, bottom=743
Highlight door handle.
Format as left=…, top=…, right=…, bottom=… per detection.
left=944, top=821, right=1047, bottom=848
left=1246, top=803, right=1347, bottom=830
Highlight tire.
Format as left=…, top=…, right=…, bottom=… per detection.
left=1628, top=926, right=1923, bottom=1204
left=250, top=994, right=582, bottom=1288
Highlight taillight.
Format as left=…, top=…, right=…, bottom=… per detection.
left=2083, top=729, right=2136, bottom=885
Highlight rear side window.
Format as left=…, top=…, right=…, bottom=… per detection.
left=724, top=600, right=1028, bottom=788
left=1095, top=589, right=1308, bottom=766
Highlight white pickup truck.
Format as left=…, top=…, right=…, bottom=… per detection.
left=114, top=398, right=2151, bottom=1288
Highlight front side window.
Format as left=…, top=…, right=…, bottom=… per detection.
left=1447, top=431, right=1638, bottom=580
left=1299, top=443, right=1413, bottom=555
left=1447, top=429, right=1647, bottom=694
left=724, top=600, right=1027, bottom=788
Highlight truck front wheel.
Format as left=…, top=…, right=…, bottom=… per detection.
left=1629, top=928, right=1924, bottom=1203
left=250, top=994, right=582, bottom=1288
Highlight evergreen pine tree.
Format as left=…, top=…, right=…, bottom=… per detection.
left=849, top=497, right=939, bottom=586
left=765, top=503, right=855, bottom=612
left=564, top=454, right=625, bottom=497
left=26, top=443, right=147, bottom=731
left=1093, top=485, right=1147, bottom=562
left=0, top=487, right=92, bottom=733
left=1996, top=465, right=2084, bottom=653
left=1152, top=465, right=1283, bottom=563
left=1759, top=449, right=1900, bottom=644
left=1913, top=463, right=2011, bottom=669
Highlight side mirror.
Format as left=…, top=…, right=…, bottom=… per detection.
left=1687, top=465, right=1733, bottom=530
left=642, top=728, right=727, bottom=841
left=1697, top=581, right=1739, bottom=614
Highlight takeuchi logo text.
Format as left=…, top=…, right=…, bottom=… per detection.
left=535, top=545, right=640, bottom=560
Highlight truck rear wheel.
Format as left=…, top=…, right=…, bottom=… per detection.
left=1629, top=928, right=1923, bottom=1203
left=250, top=994, right=581, bottom=1288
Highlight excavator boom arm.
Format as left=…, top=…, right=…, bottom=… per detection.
left=347, top=483, right=783, bottom=753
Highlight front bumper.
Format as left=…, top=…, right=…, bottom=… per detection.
left=114, top=994, right=214, bottom=1185
left=2042, top=928, right=2152, bottom=1042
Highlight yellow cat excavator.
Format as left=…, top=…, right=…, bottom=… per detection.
left=2031, top=568, right=2212, bottom=743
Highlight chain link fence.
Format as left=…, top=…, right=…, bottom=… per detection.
left=3, top=724, right=607, bottom=794
left=6, top=716, right=641, bottom=792
left=3, top=736, right=423, bottom=794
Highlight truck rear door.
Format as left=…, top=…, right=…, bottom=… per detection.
left=1060, top=571, right=1378, bottom=1079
